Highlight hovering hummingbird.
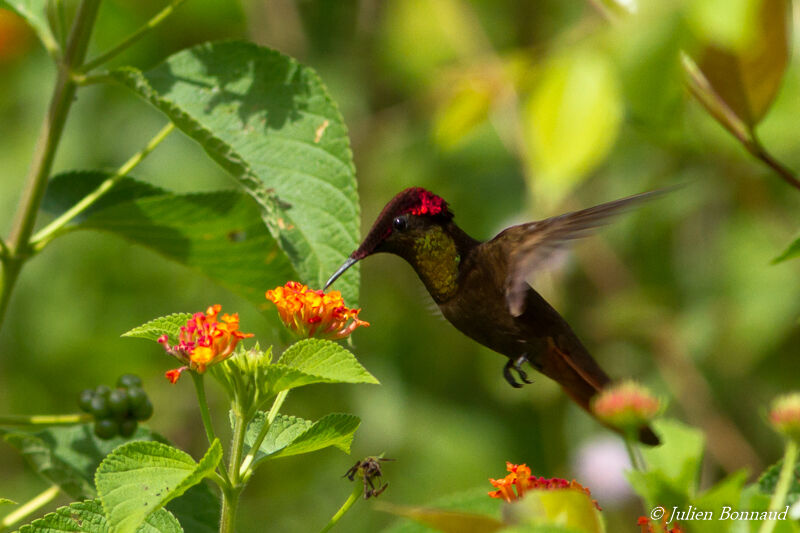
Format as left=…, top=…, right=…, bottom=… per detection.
left=325, top=187, right=663, bottom=445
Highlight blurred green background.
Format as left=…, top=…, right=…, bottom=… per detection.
left=1, top=0, right=799, bottom=531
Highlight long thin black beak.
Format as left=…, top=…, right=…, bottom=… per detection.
left=324, top=256, right=358, bottom=290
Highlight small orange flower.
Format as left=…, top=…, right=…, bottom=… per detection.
left=592, top=381, right=661, bottom=431
left=638, top=515, right=685, bottom=533
left=158, top=305, right=253, bottom=383
left=488, top=462, right=600, bottom=510
left=265, top=281, right=369, bottom=340
left=769, top=393, right=800, bottom=442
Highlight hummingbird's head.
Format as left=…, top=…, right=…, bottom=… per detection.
left=325, top=187, right=453, bottom=288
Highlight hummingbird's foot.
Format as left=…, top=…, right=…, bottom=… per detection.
left=503, top=354, right=533, bottom=388
left=513, top=354, right=534, bottom=384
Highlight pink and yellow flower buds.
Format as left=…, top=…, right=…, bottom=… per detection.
left=769, top=393, right=800, bottom=442
left=488, top=462, right=600, bottom=510
left=265, top=281, right=369, bottom=340
left=158, top=305, right=253, bottom=383
left=592, top=381, right=661, bottom=432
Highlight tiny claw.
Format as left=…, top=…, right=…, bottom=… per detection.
left=514, top=354, right=534, bottom=384
left=503, top=359, right=523, bottom=388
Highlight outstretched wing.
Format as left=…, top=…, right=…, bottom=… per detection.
left=495, top=189, right=671, bottom=316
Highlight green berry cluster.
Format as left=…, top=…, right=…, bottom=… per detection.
left=78, top=374, right=154, bottom=439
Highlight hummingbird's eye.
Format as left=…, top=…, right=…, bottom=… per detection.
left=392, top=216, right=407, bottom=232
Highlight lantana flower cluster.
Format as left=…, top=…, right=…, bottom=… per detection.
left=158, top=305, right=253, bottom=383
left=592, top=380, right=662, bottom=430
left=265, top=281, right=369, bottom=340
left=488, top=462, right=601, bottom=511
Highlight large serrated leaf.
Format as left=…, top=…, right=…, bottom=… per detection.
left=15, top=499, right=181, bottom=533
left=242, top=412, right=359, bottom=467
left=1, top=0, right=58, bottom=56
left=4, top=424, right=167, bottom=500
left=277, top=339, right=378, bottom=384
left=95, top=440, right=222, bottom=533
left=43, top=172, right=297, bottom=313
left=109, top=41, right=361, bottom=304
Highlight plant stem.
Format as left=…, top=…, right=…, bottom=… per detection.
left=319, top=484, right=362, bottom=533
left=0, top=485, right=60, bottom=531
left=191, top=373, right=217, bottom=446
left=623, top=431, right=642, bottom=471
left=30, top=122, right=175, bottom=251
left=0, top=0, right=102, bottom=333
left=0, top=413, right=92, bottom=426
left=220, top=411, right=248, bottom=533
left=759, top=440, right=798, bottom=533
left=239, top=390, right=288, bottom=480
left=80, top=0, right=188, bottom=72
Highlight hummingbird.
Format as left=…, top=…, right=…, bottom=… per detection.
left=325, top=187, right=663, bottom=445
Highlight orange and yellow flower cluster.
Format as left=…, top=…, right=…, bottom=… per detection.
left=158, top=305, right=253, bottom=383
left=265, top=281, right=369, bottom=340
left=488, top=462, right=600, bottom=510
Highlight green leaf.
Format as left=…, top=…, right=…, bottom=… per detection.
left=95, top=439, right=222, bottom=533
left=122, top=313, right=192, bottom=344
left=165, top=483, right=219, bottom=533
left=277, top=339, right=378, bottom=384
left=110, top=41, right=361, bottom=304
left=43, top=172, right=298, bottom=313
left=382, top=488, right=503, bottom=533
left=689, top=0, right=790, bottom=128
left=691, top=471, right=748, bottom=533
left=506, top=489, right=604, bottom=533
left=0, top=498, right=15, bottom=506
left=16, top=499, right=181, bottom=533
left=773, top=235, right=800, bottom=264
left=3, top=424, right=167, bottom=500
left=626, top=419, right=704, bottom=510
left=523, top=47, right=623, bottom=207
left=42, top=172, right=165, bottom=223
left=377, top=502, right=505, bottom=533
left=243, top=412, right=359, bottom=466
left=1, top=0, right=58, bottom=56
left=758, top=459, right=800, bottom=505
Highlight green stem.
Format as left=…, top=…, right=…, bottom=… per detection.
left=0, top=413, right=92, bottom=426
left=623, top=431, right=642, bottom=471
left=239, top=390, right=289, bottom=480
left=758, top=440, right=798, bottom=533
left=191, top=373, right=217, bottom=446
left=80, top=0, right=188, bottom=72
left=190, top=373, right=234, bottom=491
left=0, top=0, right=102, bottom=333
left=219, top=486, right=241, bottom=533
left=0, top=485, right=60, bottom=531
left=319, top=484, right=362, bottom=533
left=30, top=122, right=175, bottom=251
left=220, top=411, right=248, bottom=533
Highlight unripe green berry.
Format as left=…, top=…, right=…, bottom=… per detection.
left=94, top=419, right=118, bottom=440
left=117, top=374, right=142, bottom=389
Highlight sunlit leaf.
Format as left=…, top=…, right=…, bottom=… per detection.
left=523, top=48, right=623, bottom=207
left=689, top=0, right=790, bottom=128
left=95, top=440, right=222, bottom=533
left=505, top=489, right=604, bottom=533
left=277, top=339, right=378, bottom=384
left=434, top=76, right=494, bottom=149
left=110, top=41, right=361, bottom=304
left=16, top=499, right=181, bottom=533
left=122, top=313, right=192, bottom=344
left=242, top=412, right=360, bottom=467
left=0, top=498, right=15, bottom=505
